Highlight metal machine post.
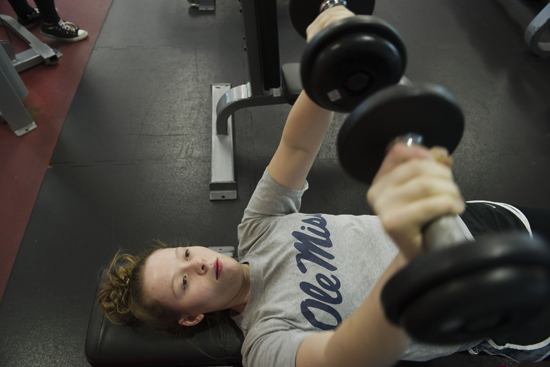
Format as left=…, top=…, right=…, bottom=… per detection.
left=210, top=0, right=288, bottom=200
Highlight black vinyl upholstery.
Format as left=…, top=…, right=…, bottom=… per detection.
left=256, top=0, right=281, bottom=90
left=281, top=63, right=303, bottom=105
left=85, top=269, right=244, bottom=367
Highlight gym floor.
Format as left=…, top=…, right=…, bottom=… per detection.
left=1, top=0, right=549, bottom=366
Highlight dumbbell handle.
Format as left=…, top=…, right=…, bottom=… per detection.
left=424, top=215, right=473, bottom=252
left=320, top=0, right=347, bottom=13
left=393, top=134, right=472, bottom=253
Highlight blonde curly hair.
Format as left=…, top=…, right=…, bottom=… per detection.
left=96, top=243, right=184, bottom=332
left=96, top=242, right=234, bottom=338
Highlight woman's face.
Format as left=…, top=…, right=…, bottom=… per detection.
left=143, top=246, right=245, bottom=326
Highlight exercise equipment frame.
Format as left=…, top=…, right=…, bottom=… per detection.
left=210, top=0, right=296, bottom=201
left=0, top=15, right=61, bottom=72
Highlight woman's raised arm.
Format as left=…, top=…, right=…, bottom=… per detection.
left=267, top=6, right=354, bottom=190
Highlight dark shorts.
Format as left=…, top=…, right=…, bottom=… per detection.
left=459, top=201, right=550, bottom=362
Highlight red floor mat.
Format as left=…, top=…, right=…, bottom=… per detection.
left=0, top=0, right=112, bottom=303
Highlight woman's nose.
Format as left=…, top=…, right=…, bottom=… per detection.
left=193, top=259, right=207, bottom=275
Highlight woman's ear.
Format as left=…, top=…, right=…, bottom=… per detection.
left=178, top=314, right=204, bottom=327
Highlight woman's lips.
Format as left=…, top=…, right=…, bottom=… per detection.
left=216, top=259, right=222, bottom=280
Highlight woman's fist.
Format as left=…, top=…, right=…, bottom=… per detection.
left=367, top=143, right=465, bottom=261
left=306, top=6, right=355, bottom=43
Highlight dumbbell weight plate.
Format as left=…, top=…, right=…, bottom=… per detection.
left=337, top=83, right=464, bottom=184
left=289, top=0, right=375, bottom=39
left=402, top=265, right=550, bottom=343
left=302, top=16, right=406, bottom=112
left=381, top=233, right=550, bottom=343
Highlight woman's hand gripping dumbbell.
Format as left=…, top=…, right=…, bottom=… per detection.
left=294, top=0, right=550, bottom=345
left=336, top=80, right=550, bottom=343
left=305, top=5, right=355, bottom=43
left=368, top=142, right=462, bottom=262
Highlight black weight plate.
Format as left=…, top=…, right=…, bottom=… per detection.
left=302, top=16, right=406, bottom=112
left=337, top=83, right=464, bottom=184
left=402, top=265, right=550, bottom=343
left=290, top=0, right=375, bottom=39
left=306, top=34, right=403, bottom=112
left=381, top=233, right=550, bottom=326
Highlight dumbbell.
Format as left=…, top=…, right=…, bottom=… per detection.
left=294, top=0, right=550, bottom=343
left=290, top=0, right=406, bottom=112
left=337, top=83, right=550, bottom=343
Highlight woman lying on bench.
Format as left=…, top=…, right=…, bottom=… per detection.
left=97, top=7, right=550, bottom=367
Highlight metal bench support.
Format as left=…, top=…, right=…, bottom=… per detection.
left=210, top=0, right=289, bottom=200
left=0, top=14, right=62, bottom=72
left=0, top=45, right=36, bottom=136
left=525, top=1, right=550, bottom=58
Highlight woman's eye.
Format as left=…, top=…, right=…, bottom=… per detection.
left=182, top=276, right=187, bottom=289
left=185, top=249, right=190, bottom=259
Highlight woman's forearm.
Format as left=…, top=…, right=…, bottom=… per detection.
left=281, top=91, right=334, bottom=154
left=267, top=91, right=335, bottom=190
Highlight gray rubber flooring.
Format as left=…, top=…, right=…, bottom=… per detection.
left=1, top=0, right=549, bottom=366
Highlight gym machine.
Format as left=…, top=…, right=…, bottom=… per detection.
left=210, top=0, right=301, bottom=200
left=0, top=45, right=36, bottom=136
left=0, top=14, right=61, bottom=72
left=0, top=14, right=62, bottom=136
left=525, top=0, right=550, bottom=57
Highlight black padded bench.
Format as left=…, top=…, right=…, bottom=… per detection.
left=85, top=267, right=244, bottom=367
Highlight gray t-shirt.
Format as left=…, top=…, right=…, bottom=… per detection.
left=232, top=170, right=478, bottom=366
